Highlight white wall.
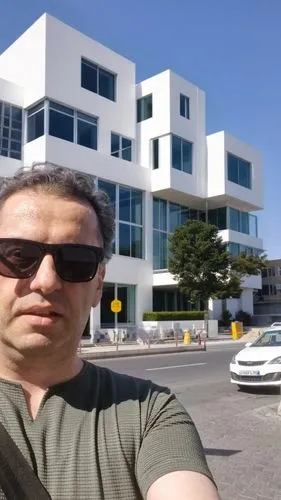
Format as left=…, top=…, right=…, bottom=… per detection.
left=0, top=15, right=46, bottom=107
left=207, top=131, right=263, bottom=211
left=0, top=77, right=24, bottom=106
left=45, top=14, right=136, bottom=152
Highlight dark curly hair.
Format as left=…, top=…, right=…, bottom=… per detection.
left=0, top=162, right=115, bottom=261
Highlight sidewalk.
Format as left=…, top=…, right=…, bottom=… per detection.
left=79, top=335, right=237, bottom=360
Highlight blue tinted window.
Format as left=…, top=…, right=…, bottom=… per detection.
left=81, top=58, right=115, bottom=101
left=0, top=100, right=23, bottom=159
left=153, top=198, right=167, bottom=231
left=99, top=68, right=115, bottom=101
left=98, top=180, right=116, bottom=212
left=227, top=153, right=251, bottom=189
left=131, top=226, right=142, bottom=258
left=152, top=138, right=159, bottom=169
left=131, top=190, right=142, bottom=225
left=119, top=223, right=130, bottom=256
left=49, top=102, right=74, bottom=142
left=137, top=95, right=152, bottom=122
left=111, top=133, right=132, bottom=161
left=119, top=187, right=131, bottom=222
left=180, top=94, right=190, bottom=119
left=172, top=135, right=192, bottom=174
left=77, top=112, right=97, bottom=150
left=229, top=207, right=240, bottom=231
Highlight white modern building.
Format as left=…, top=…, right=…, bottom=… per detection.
left=0, top=13, right=264, bottom=332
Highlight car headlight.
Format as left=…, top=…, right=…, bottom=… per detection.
left=231, top=355, right=236, bottom=364
left=269, top=356, right=281, bottom=364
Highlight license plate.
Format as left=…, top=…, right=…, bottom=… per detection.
left=239, top=370, right=260, bottom=376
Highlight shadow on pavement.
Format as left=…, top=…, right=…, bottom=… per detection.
left=204, top=448, right=242, bottom=457
left=238, top=386, right=280, bottom=396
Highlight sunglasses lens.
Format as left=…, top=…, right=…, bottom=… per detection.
left=57, top=247, right=100, bottom=282
left=0, top=240, right=40, bottom=278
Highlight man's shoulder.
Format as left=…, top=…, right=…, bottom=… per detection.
left=82, top=361, right=171, bottom=408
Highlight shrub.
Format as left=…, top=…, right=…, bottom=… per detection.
left=220, top=309, right=232, bottom=327
left=235, top=310, right=252, bottom=326
left=143, top=311, right=206, bottom=321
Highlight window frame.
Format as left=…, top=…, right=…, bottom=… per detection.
left=227, top=152, right=252, bottom=189
left=0, top=100, right=23, bottom=160
left=137, top=94, right=153, bottom=122
left=81, top=57, right=116, bottom=102
left=110, top=132, right=132, bottom=162
left=171, top=134, right=193, bottom=174
left=180, top=93, right=190, bottom=119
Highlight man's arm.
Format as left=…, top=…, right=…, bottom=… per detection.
left=147, top=471, right=220, bottom=500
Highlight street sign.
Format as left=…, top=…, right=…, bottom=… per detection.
left=111, top=299, right=122, bottom=313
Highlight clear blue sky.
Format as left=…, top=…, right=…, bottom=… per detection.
left=1, top=0, right=280, bottom=258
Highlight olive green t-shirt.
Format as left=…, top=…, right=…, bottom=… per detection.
left=0, top=361, right=213, bottom=499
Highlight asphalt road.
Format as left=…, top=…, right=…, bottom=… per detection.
left=93, top=343, right=281, bottom=500
left=94, top=343, right=242, bottom=398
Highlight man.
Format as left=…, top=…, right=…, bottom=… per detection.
left=0, top=163, right=219, bottom=500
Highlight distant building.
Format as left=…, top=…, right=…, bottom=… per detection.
left=0, top=13, right=264, bottom=332
left=254, top=259, right=281, bottom=320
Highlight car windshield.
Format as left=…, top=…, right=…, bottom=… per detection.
left=252, top=330, right=281, bottom=347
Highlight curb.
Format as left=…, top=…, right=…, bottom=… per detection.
left=80, top=345, right=206, bottom=360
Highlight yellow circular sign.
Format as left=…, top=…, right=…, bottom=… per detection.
left=111, top=299, right=122, bottom=313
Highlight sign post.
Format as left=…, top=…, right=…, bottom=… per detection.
left=110, top=299, right=122, bottom=350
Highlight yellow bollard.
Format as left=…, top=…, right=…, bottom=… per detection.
left=183, top=330, right=191, bottom=345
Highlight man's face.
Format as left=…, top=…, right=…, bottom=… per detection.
left=0, top=189, right=105, bottom=357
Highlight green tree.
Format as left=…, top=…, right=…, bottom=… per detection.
left=168, top=220, right=267, bottom=308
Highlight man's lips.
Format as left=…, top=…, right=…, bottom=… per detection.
left=17, top=306, right=64, bottom=317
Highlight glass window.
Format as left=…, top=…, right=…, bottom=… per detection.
left=81, top=59, right=97, bottom=94
left=180, top=94, right=190, bottom=119
left=169, top=203, right=181, bottom=232
left=153, top=198, right=167, bottom=231
left=172, top=135, right=182, bottom=171
left=119, top=223, right=130, bottom=256
left=240, top=211, right=249, bottom=234
left=153, top=231, right=168, bottom=270
left=228, top=242, right=239, bottom=256
left=27, top=102, right=44, bottom=142
left=227, top=153, right=251, bottom=189
left=131, top=190, right=142, bottom=225
left=172, top=135, right=192, bottom=174
left=81, top=58, right=116, bottom=101
left=111, top=133, right=120, bottom=158
left=152, top=138, right=159, bottom=169
left=229, top=207, right=240, bottom=232
left=0, top=100, right=23, bottom=158
left=239, top=158, right=251, bottom=189
left=131, top=226, right=142, bottom=258
left=208, top=208, right=227, bottom=229
left=49, top=102, right=74, bottom=142
left=249, top=214, right=258, bottom=237
left=99, top=68, right=115, bottom=101
left=77, top=112, right=97, bottom=150
left=119, top=186, right=131, bottom=222
left=98, top=180, right=116, bottom=213
left=137, top=94, right=153, bottom=122
left=122, top=137, right=132, bottom=161
left=111, top=133, right=132, bottom=161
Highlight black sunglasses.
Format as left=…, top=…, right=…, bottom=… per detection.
left=0, top=238, right=105, bottom=283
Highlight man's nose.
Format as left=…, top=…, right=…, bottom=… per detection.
left=29, top=254, right=63, bottom=294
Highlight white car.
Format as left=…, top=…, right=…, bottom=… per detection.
left=230, top=328, right=281, bottom=389
left=271, top=322, right=281, bottom=327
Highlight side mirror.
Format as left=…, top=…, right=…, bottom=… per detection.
left=245, top=342, right=252, bottom=348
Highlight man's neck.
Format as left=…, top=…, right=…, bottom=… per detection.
left=0, top=349, right=84, bottom=420
left=0, top=347, right=83, bottom=388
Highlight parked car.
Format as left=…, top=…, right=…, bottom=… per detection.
left=230, top=328, right=281, bottom=389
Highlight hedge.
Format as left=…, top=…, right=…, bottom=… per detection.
left=143, top=311, right=206, bottom=321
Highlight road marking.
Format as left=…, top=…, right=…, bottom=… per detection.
left=146, top=362, right=206, bottom=372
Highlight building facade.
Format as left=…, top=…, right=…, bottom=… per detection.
left=254, top=259, right=281, bottom=319
left=0, top=13, right=264, bottom=332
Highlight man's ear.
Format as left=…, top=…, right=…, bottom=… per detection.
left=92, top=263, right=106, bottom=308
